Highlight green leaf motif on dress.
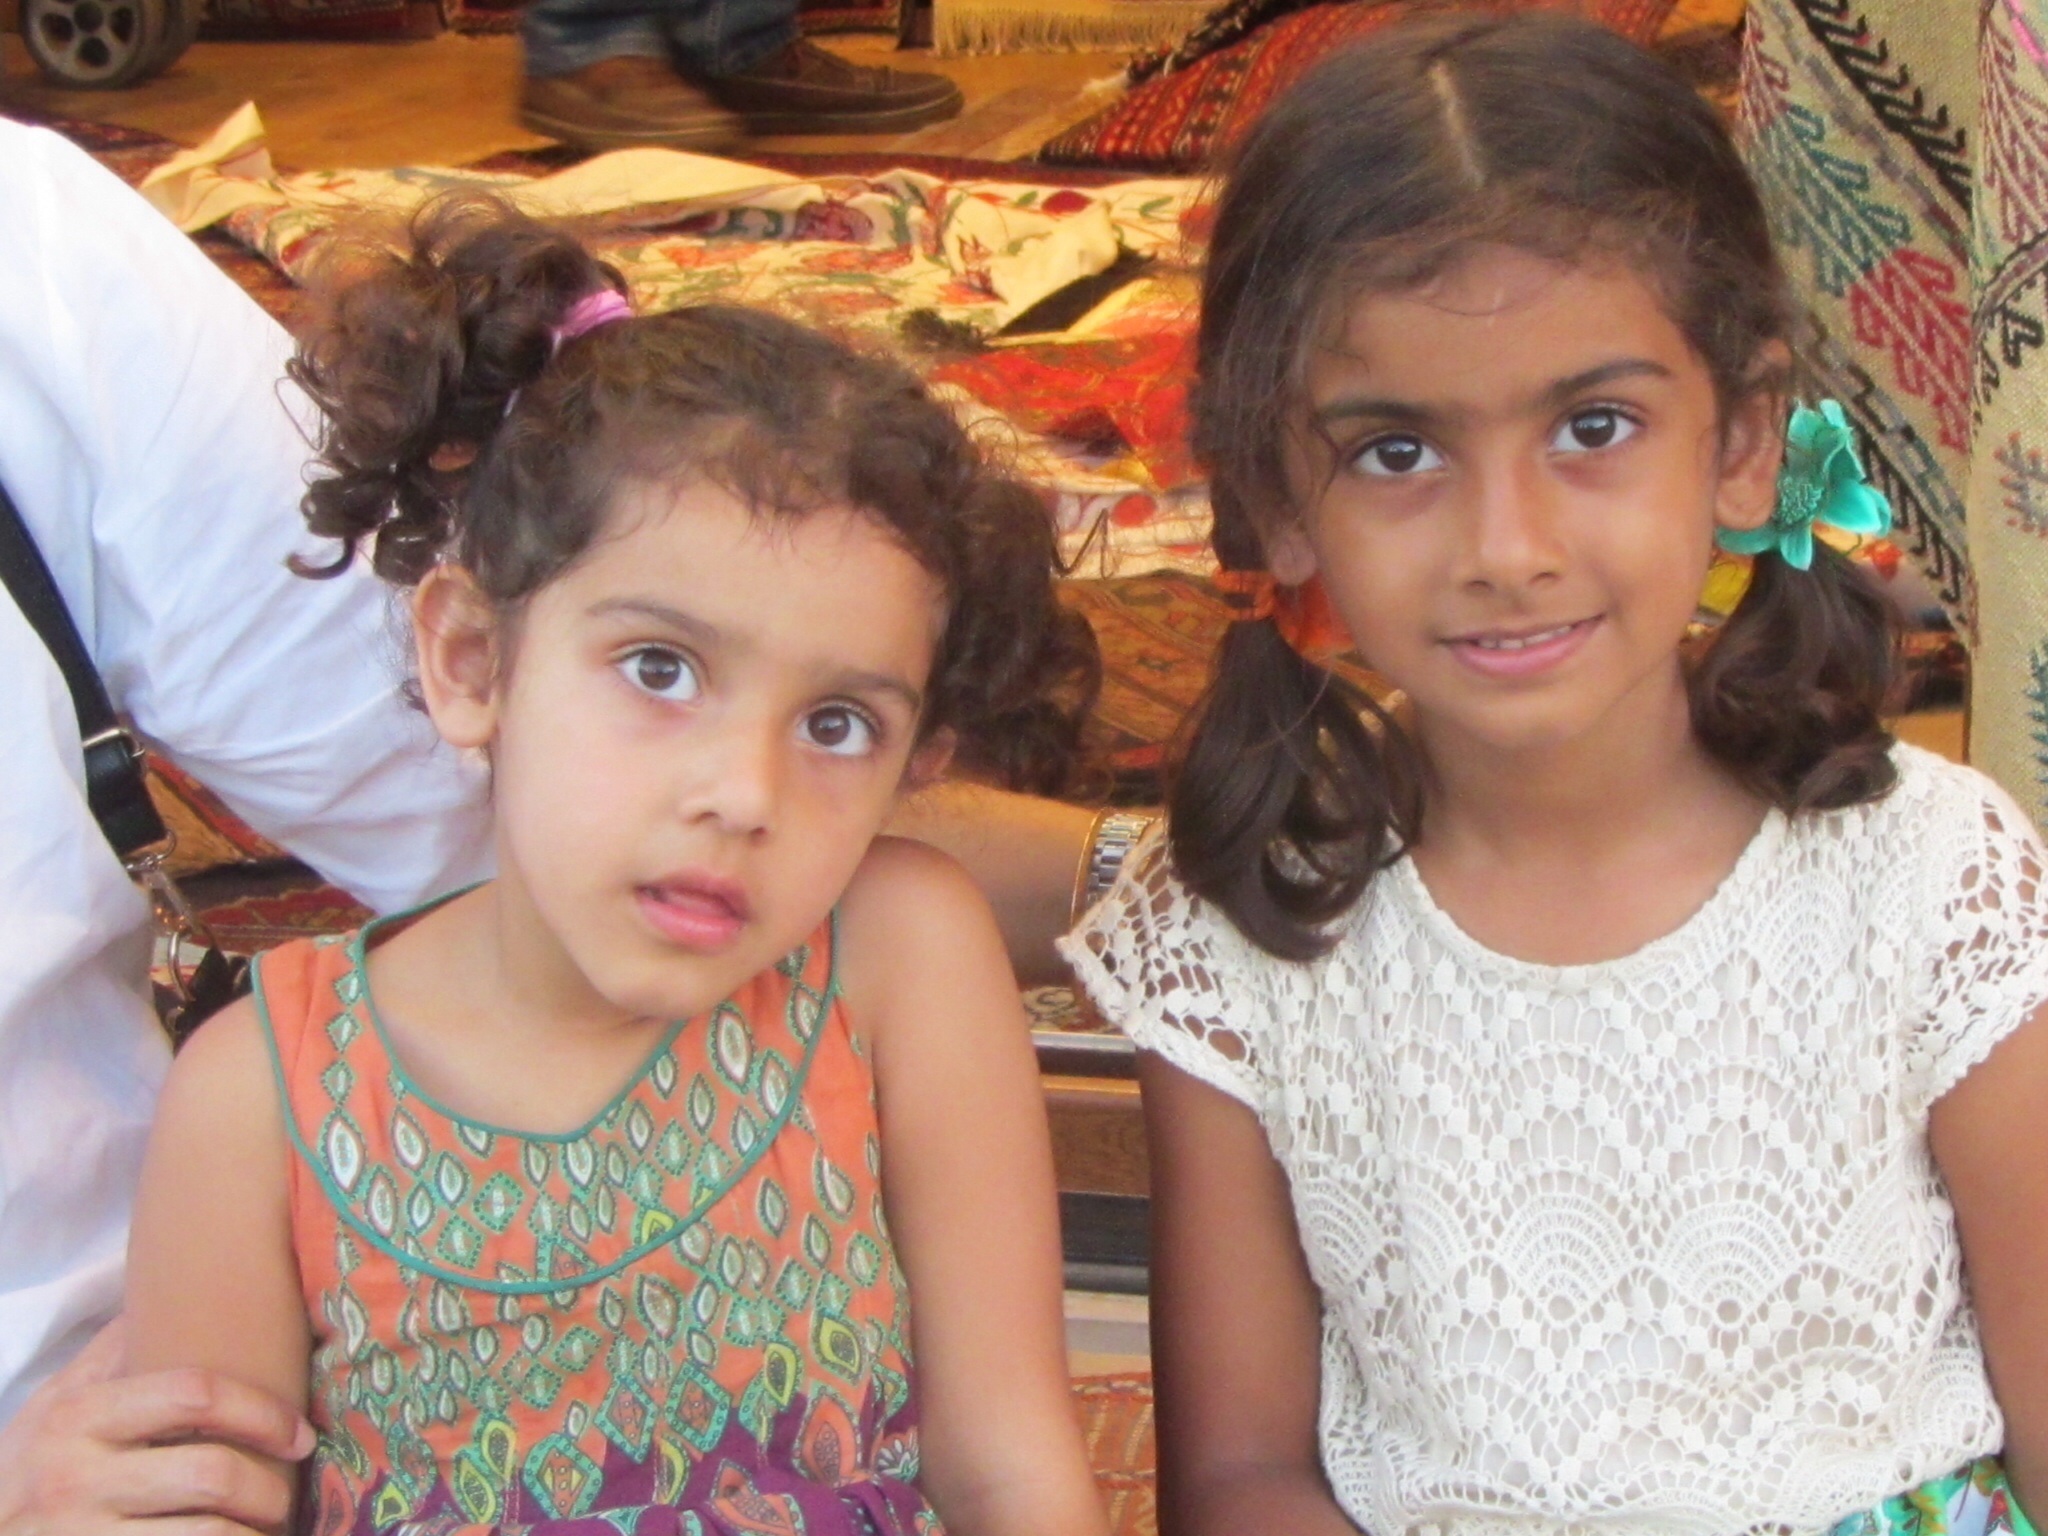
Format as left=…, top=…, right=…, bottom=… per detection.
left=714, top=1007, right=754, bottom=1089
left=626, top=1100, right=654, bottom=1154
left=803, top=1215, right=832, bottom=1269
left=516, top=1362, right=564, bottom=1412
left=652, top=1050, right=678, bottom=1098
left=816, top=1314, right=863, bottom=1381
left=321, top=1060, right=354, bottom=1106
left=455, top=1121, right=494, bottom=1157
left=553, top=1325, right=602, bottom=1374
left=436, top=1217, right=482, bottom=1268
left=688, top=1076, right=717, bottom=1135
left=848, top=1235, right=881, bottom=1289
left=816, top=1156, right=856, bottom=1221
left=369, top=1479, right=414, bottom=1528
left=451, top=1446, right=504, bottom=1523
left=565, top=1138, right=597, bottom=1189
left=628, top=1164, right=664, bottom=1213
left=365, top=1169, right=400, bottom=1237
left=324, top=1113, right=365, bottom=1193
left=638, top=1274, right=681, bottom=1341
left=523, top=1141, right=551, bottom=1186
left=775, top=1259, right=814, bottom=1313
left=760, top=1054, right=791, bottom=1118
left=732, top=1106, right=762, bottom=1160
left=758, top=1180, right=789, bottom=1238
left=392, top=1108, right=429, bottom=1171
left=434, top=1153, right=470, bottom=1207
left=632, top=1206, right=678, bottom=1249
left=407, top=1184, right=437, bottom=1236
left=657, top=1121, right=691, bottom=1176
left=760, top=1340, right=800, bottom=1408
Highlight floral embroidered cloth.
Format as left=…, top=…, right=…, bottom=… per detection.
left=138, top=109, right=1212, bottom=575
left=254, top=910, right=934, bottom=1535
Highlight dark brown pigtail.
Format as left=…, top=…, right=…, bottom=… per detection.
left=1168, top=502, right=1421, bottom=960
left=289, top=194, right=620, bottom=584
left=1693, top=546, right=1900, bottom=811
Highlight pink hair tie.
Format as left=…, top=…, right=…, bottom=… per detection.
left=552, top=287, right=634, bottom=351
left=505, top=288, right=634, bottom=418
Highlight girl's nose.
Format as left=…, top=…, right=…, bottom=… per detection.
left=684, top=716, right=781, bottom=836
left=1461, top=455, right=1566, bottom=592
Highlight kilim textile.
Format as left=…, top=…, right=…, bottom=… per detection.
left=930, top=0, right=1211, bottom=57
left=1739, top=0, right=2048, bottom=819
left=1037, top=0, right=1682, bottom=172
left=258, top=915, right=937, bottom=1531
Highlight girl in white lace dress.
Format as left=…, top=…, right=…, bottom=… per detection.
left=1060, top=14, right=2048, bottom=1536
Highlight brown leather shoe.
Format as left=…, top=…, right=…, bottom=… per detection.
left=704, top=39, right=964, bottom=135
left=521, top=55, right=744, bottom=151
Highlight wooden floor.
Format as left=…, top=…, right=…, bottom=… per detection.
left=0, top=25, right=1120, bottom=166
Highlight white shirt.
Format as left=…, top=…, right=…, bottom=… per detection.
left=0, top=120, right=491, bottom=1423
left=1064, top=745, right=2048, bottom=1536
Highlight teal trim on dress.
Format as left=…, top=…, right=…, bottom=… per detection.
left=346, top=907, right=692, bottom=1146
left=259, top=900, right=845, bottom=1298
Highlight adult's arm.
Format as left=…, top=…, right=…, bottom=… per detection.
left=0, top=117, right=482, bottom=1517
left=0, top=1316, right=310, bottom=1536
left=884, top=782, right=1100, bottom=986
left=0, top=120, right=492, bottom=915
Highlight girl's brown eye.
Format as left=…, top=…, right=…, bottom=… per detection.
left=617, top=646, right=700, bottom=701
left=803, top=705, right=877, bottom=757
left=1553, top=408, right=1638, bottom=454
left=1353, top=434, right=1443, bottom=477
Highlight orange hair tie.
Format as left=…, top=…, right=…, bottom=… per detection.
left=1213, top=571, right=1353, bottom=662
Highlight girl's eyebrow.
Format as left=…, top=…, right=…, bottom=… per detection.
left=1314, top=357, right=1675, bottom=428
left=586, top=596, right=924, bottom=713
left=587, top=596, right=719, bottom=644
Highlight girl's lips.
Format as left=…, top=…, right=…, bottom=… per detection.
left=636, top=878, right=749, bottom=952
left=1443, top=616, right=1601, bottom=679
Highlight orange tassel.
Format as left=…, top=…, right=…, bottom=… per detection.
left=1212, top=571, right=1354, bottom=663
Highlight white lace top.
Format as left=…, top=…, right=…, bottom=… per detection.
left=1061, top=746, right=2048, bottom=1536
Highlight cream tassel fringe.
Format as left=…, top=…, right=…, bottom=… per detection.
left=931, top=0, right=1211, bottom=55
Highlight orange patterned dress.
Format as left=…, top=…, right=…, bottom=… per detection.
left=253, top=910, right=937, bottom=1536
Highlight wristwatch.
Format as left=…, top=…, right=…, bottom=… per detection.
left=1072, top=809, right=1161, bottom=923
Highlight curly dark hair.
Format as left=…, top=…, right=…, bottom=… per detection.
left=1174, top=9, right=1899, bottom=960
left=289, top=193, right=1100, bottom=796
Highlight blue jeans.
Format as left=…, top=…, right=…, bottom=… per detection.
left=523, top=0, right=796, bottom=79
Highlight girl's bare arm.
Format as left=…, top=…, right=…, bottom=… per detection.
left=124, top=997, right=313, bottom=1527
left=1929, top=999, right=2048, bottom=1522
left=1139, top=1054, right=1360, bottom=1536
left=840, top=836, right=1109, bottom=1536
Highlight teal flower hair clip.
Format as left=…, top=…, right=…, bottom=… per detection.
left=1715, top=399, right=1893, bottom=570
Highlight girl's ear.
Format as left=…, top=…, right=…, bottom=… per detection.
left=1265, top=522, right=1320, bottom=586
left=413, top=565, right=503, bottom=750
left=1713, top=344, right=1793, bottom=536
left=904, top=728, right=957, bottom=791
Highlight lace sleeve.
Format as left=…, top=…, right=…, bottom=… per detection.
left=1056, top=829, right=1278, bottom=1112
left=1905, top=769, right=2048, bottom=1119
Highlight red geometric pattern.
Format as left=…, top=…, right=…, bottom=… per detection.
left=1039, top=0, right=1677, bottom=171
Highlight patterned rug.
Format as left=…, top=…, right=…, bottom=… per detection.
left=1073, top=1373, right=1157, bottom=1536
left=1738, top=0, right=2048, bottom=822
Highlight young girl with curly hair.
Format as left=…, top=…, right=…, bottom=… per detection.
left=124, top=195, right=1110, bottom=1536
left=1064, top=14, right=2048, bottom=1536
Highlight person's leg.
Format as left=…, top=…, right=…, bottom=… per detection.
left=521, top=0, right=667, bottom=78
left=519, top=0, right=743, bottom=151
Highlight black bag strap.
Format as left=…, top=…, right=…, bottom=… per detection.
left=0, top=479, right=169, bottom=863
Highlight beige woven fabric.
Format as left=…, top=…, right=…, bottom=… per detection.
left=1740, top=0, right=2048, bottom=822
